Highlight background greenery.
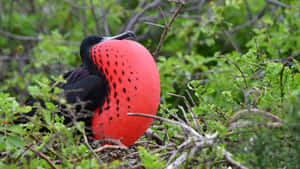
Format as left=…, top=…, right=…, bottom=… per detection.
left=0, top=0, right=299, bottom=168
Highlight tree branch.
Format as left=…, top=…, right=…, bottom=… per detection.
left=153, top=2, right=186, bottom=59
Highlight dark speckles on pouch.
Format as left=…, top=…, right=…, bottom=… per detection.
left=115, top=61, right=118, bottom=66
left=128, top=105, right=131, bottom=109
left=109, top=75, right=113, bottom=81
left=117, top=113, right=120, bottom=117
left=134, top=86, right=138, bottom=90
left=123, top=88, right=126, bottom=94
left=99, top=59, right=103, bottom=64
left=105, top=49, right=108, bottom=52
left=127, top=97, right=130, bottom=102
left=130, top=72, right=133, bottom=75
left=113, top=69, right=117, bottom=75
left=122, top=62, right=125, bottom=66
left=113, top=82, right=116, bottom=89
left=116, top=107, right=119, bottom=111
left=98, top=107, right=103, bottom=114
left=104, top=106, right=110, bottom=110
left=116, top=99, right=120, bottom=105
left=109, top=116, right=113, bottom=121
left=105, top=68, right=109, bottom=75
left=136, top=77, right=139, bottom=80
left=115, top=55, right=118, bottom=58
left=118, top=77, right=122, bottom=83
left=122, top=70, right=125, bottom=75
left=107, top=61, right=110, bottom=66
left=106, top=53, right=109, bottom=58
left=128, top=78, right=131, bottom=83
left=114, top=91, right=117, bottom=98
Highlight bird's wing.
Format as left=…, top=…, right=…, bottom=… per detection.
left=62, top=73, right=107, bottom=112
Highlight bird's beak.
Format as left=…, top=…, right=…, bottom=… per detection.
left=103, top=31, right=136, bottom=41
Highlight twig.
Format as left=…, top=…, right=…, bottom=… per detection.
left=143, top=21, right=165, bottom=28
left=222, top=29, right=242, bottom=53
left=185, top=89, right=196, bottom=106
left=145, top=128, right=164, bottom=145
left=266, top=0, right=291, bottom=8
left=124, top=0, right=161, bottom=31
left=83, top=133, right=101, bottom=163
left=95, top=145, right=128, bottom=153
left=62, top=0, right=92, bottom=9
left=243, top=0, right=252, bottom=19
left=279, top=63, right=286, bottom=103
left=153, top=2, right=185, bottom=59
left=100, top=0, right=110, bottom=36
left=0, top=29, right=80, bottom=45
left=219, top=147, right=248, bottom=169
left=228, top=3, right=268, bottom=34
left=128, top=113, right=203, bottom=138
left=28, top=146, right=59, bottom=169
left=0, top=29, right=41, bottom=41
left=168, top=93, right=202, bottom=133
left=218, top=55, right=249, bottom=89
left=166, top=138, right=192, bottom=166
left=165, top=152, right=188, bottom=169
left=89, top=0, right=101, bottom=35
left=228, top=108, right=282, bottom=124
left=178, top=105, right=190, bottom=125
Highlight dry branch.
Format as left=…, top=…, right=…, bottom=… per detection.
left=153, top=2, right=186, bottom=59
left=28, top=146, right=59, bottom=169
left=228, top=108, right=282, bottom=124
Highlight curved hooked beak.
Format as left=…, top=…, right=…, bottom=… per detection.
left=103, top=31, right=136, bottom=41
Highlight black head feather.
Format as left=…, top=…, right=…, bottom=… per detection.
left=80, top=35, right=103, bottom=67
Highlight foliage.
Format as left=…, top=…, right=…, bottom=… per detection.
left=0, top=0, right=299, bottom=168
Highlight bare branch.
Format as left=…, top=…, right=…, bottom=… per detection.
left=219, top=147, right=248, bottom=169
left=168, top=93, right=202, bottom=133
left=228, top=108, right=283, bottom=124
left=124, top=0, right=161, bottom=31
left=95, top=145, right=128, bottom=153
left=218, top=55, right=249, bottom=89
left=266, top=0, right=291, bottom=8
left=229, top=3, right=268, bottom=33
left=83, top=133, right=101, bottom=163
left=128, top=113, right=203, bottom=138
left=100, top=0, right=110, bottom=36
left=28, top=146, right=59, bottom=169
left=145, top=128, right=164, bottom=145
left=153, top=2, right=185, bottom=59
left=222, top=28, right=242, bottom=53
left=165, top=152, right=188, bottom=169
left=0, top=29, right=41, bottom=41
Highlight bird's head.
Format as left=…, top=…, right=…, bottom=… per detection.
left=80, top=31, right=135, bottom=68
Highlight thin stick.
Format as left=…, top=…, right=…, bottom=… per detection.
left=218, top=55, right=249, bottom=89
left=266, top=0, right=291, bottom=8
left=168, top=93, right=202, bottom=133
left=83, top=133, right=101, bottom=163
left=219, top=147, right=248, bottom=169
left=28, top=146, right=59, bottom=169
left=95, top=145, right=128, bottom=153
left=128, top=113, right=203, bottom=138
left=153, top=2, right=185, bottom=59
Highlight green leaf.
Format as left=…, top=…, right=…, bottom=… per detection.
left=7, top=135, right=25, bottom=148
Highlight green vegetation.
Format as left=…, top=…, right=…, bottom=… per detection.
left=0, top=0, right=299, bottom=168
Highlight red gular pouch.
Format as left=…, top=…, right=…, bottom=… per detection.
left=90, top=40, right=160, bottom=146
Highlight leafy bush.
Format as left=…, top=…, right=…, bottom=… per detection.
left=0, top=0, right=299, bottom=168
